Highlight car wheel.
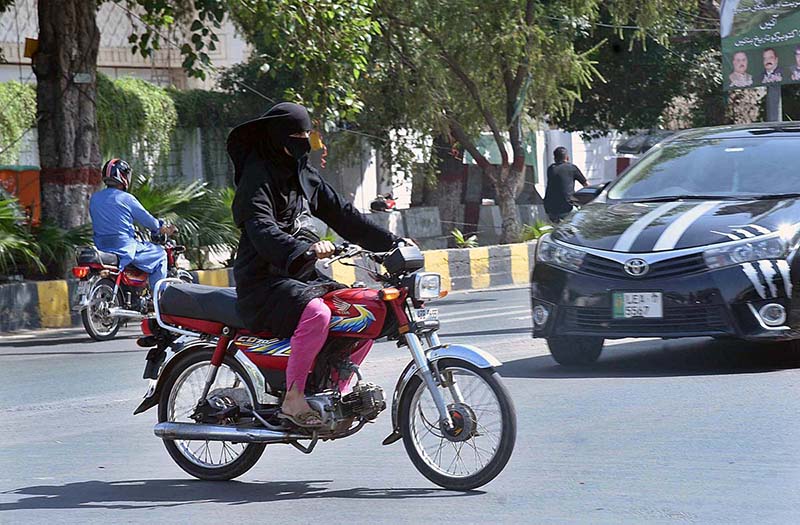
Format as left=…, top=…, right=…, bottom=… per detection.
left=546, top=336, right=604, bottom=366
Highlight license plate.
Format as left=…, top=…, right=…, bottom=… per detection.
left=612, top=292, right=663, bottom=319
left=414, top=308, right=439, bottom=322
left=76, top=281, right=90, bottom=296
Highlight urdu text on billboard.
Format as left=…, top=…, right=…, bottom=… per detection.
left=721, top=0, right=800, bottom=90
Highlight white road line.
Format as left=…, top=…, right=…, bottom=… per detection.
left=441, top=309, right=531, bottom=323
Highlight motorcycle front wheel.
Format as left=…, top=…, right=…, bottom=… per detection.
left=399, top=359, right=516, bottom=491
left=81, top=278, right=121, bottom=341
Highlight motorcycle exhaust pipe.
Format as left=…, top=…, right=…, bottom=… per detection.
left=154, top=422, right=308, bottom=443
left=108, top=307, right=146, bottom=320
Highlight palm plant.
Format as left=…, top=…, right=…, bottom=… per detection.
left=131, top=174, right=239, bottom=269
left=32, top=221, right=93, bottom=279
left=521, top=221, right=554, bottom=242
left=0, top=196, right=42, bottom=277
left=451, top=228, right=478, bottom=249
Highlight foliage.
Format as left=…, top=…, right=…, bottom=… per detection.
left=96, top=74, right=178, bottom=174
left=0, top=82, right=37, bottom=164
left=131, top=174, right=238, bottom=269
left=117, top=0, right=225, bottom=80
left=520, top=221, right=554, bottom=242
left=168, top=87, right=253, bottom=129
left=225, top=0, right=380, bottom=124
left=0, top=196, right=41, bottom=277
left=30, top=221, right=93, bottom=279
left=451, top=228, right=477, bottom=249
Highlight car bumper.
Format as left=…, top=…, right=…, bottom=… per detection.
left=531, top=261, right=800, bottom=341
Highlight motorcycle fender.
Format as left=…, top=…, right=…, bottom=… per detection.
left=383, top=343, right=501, bottom=445
left=133, top=338, right=213, bottom=415
left=133, top=338, right=271, bottom=415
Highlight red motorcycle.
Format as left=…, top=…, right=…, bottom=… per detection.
left=72, top=232, right=194, bottom=341
left=134, top=243, right=516, bottom=490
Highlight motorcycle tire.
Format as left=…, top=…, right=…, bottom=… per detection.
left=399, top=358, right=516, bottom=491
left=158, top=349, right=266, bottom=481
left=81, top=277, right=122, bottom=341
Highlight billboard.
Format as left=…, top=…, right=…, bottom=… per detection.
left=721, top=0, right=800, bottom=90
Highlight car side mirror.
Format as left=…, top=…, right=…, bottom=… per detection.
left=573, top=182, right=609, bottom=206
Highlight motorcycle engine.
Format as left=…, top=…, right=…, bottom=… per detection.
left=340, top=382, right=386, bottom=421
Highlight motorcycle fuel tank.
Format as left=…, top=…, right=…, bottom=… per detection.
left=324, top=288, right=387, bottom=339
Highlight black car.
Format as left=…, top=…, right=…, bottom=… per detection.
left=531, top=123, right=800, bottom=365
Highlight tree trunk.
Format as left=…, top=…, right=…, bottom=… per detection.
left=33, top=0, right=101, bottom=272
left=491, top=164, right=523, bottom=244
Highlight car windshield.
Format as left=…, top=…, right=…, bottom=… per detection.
left=607, top=138, right=800, bottom=201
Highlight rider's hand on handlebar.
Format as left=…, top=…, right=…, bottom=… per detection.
left=310, top=240, right=336, bottom=259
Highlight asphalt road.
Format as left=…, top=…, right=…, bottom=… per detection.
left=1, top=286, right=799, bottom=524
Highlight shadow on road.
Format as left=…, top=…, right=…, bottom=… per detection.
left=439, top=327, right=530, bottom=338
left=0, top=331, right=137, bottom=349
left=499, top=338, right=800, bottom=379
left=0, top=479, right=478, bottom=511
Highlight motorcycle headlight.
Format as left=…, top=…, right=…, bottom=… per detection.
left=704, top=234, right=789, bottom=270
left=535, top=233, right=586, bottom=272
left=414, top=272, right=442, bottom=300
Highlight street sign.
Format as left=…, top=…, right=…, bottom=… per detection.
left=721, top=0, right=800, bottom=91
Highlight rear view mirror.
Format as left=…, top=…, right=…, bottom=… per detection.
left=573, top=183, right=608, bottom=206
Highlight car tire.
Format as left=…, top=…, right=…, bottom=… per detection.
left=546, top=336, right=604, bottom=366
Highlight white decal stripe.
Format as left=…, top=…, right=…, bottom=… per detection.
left=748, top=224, right=771, bottom=235
left=733, top=228, right=755, bottom=238
left=758, top=260, right=778, bottom=298
left=652, top=202, right=721, bottom=251
left=711, top=230, right=740, bottom=241
left=776, top=260, right=793, bottom=298
left=613, top=202, right=684, bottom=252
left=742, top=263, right=767, bottom=299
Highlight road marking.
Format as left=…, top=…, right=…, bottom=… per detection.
left=613, top=202, right=683, bottom=252
left=441, top=309, right=530, bottom=323
left=653, top=201, right=720, bottom=251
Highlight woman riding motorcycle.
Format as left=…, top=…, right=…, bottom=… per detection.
left=228, top=102, right=399, bottom=428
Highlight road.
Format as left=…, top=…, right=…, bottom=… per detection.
left=1, top=286, right=799, bottom=524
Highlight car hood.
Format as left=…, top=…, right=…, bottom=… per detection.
left=553, top=198, right=800, bottom=253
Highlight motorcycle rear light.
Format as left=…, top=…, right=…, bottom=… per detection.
left=71, top=266, right=90, bottom=279
left=140, top=318, right=153, bottom=336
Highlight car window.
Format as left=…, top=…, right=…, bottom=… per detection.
left=607, top=138, right=800, bottom=200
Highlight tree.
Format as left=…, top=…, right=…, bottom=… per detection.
left=375, top=0, right=698, bottom=243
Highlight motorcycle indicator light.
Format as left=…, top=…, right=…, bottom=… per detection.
left=72, top=266, right=90, bottom=279
left=438, top=290, right=449, bottom=299
left=380, top=287, right=401, bottom=301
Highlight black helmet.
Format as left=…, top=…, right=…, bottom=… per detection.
left=101, top=158, right=132, bottom=190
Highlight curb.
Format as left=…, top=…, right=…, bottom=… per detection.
left=0, top=242, right=537, bottom=334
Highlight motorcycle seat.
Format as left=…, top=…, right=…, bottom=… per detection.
left=99, top=251, right=120, bottom=266
left=76, top=246, right=120, bottom=267
left=159, top=283, right=246, bottom=329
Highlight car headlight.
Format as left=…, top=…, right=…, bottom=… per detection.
left=704, top=234, right=789, bottom=269
left=414, top=272, right=442, bottom=300
left=536, top=234, right=586, bottom=272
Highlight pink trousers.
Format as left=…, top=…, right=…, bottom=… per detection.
left=285, top=298, right=373, bottom=393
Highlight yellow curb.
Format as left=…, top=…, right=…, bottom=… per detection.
left=36, top=280, right=71, bottom=328
left=469, top=247, right=491, bottom=289
left=195, top=269, right=229, bottom=287
left=509, top=243, right=530, bottom=284
left=423, top=249, right=451, bottom=291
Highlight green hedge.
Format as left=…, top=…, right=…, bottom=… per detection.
left=0, top=82, right=36, bottom=164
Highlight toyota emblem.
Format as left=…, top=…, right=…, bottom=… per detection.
left=624, top=258, right=649, bottom=277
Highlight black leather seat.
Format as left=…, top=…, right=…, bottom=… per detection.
left=76, top=246, right=120, bottom=267
left=159, top=283, right=246, bottom=329
left=99, top=251, right=120, bottom=266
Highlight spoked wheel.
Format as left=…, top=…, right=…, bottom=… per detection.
left=399, top=359, right=516, bottom=490
left=81, top=278, right=121, bottom=341
left=158, top=349, right=266, bottom=481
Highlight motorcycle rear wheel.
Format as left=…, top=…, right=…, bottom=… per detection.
left=399, top=359, right=516, bottom=491
left=81, top=278, right=121, bottom=341
left=158, top=349, right=266, bottom=481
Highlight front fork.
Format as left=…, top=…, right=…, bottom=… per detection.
left=404, top=331, right=456, bottom=430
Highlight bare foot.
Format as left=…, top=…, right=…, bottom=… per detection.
left=281, top=386, right=320, bottom=422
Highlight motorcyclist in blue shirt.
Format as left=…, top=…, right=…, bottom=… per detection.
left=88, top=159, right=176, bottom=289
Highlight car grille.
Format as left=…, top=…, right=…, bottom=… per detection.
left=562, top=305, right=728, bottom=334
left=580, top=253, right=707, bottom=279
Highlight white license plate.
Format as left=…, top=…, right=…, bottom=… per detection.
left=414, top=308, right=439, bottom=322
left=76, top=281, right=90, bottom=296
left=613, top=292, right=663, bottom=319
